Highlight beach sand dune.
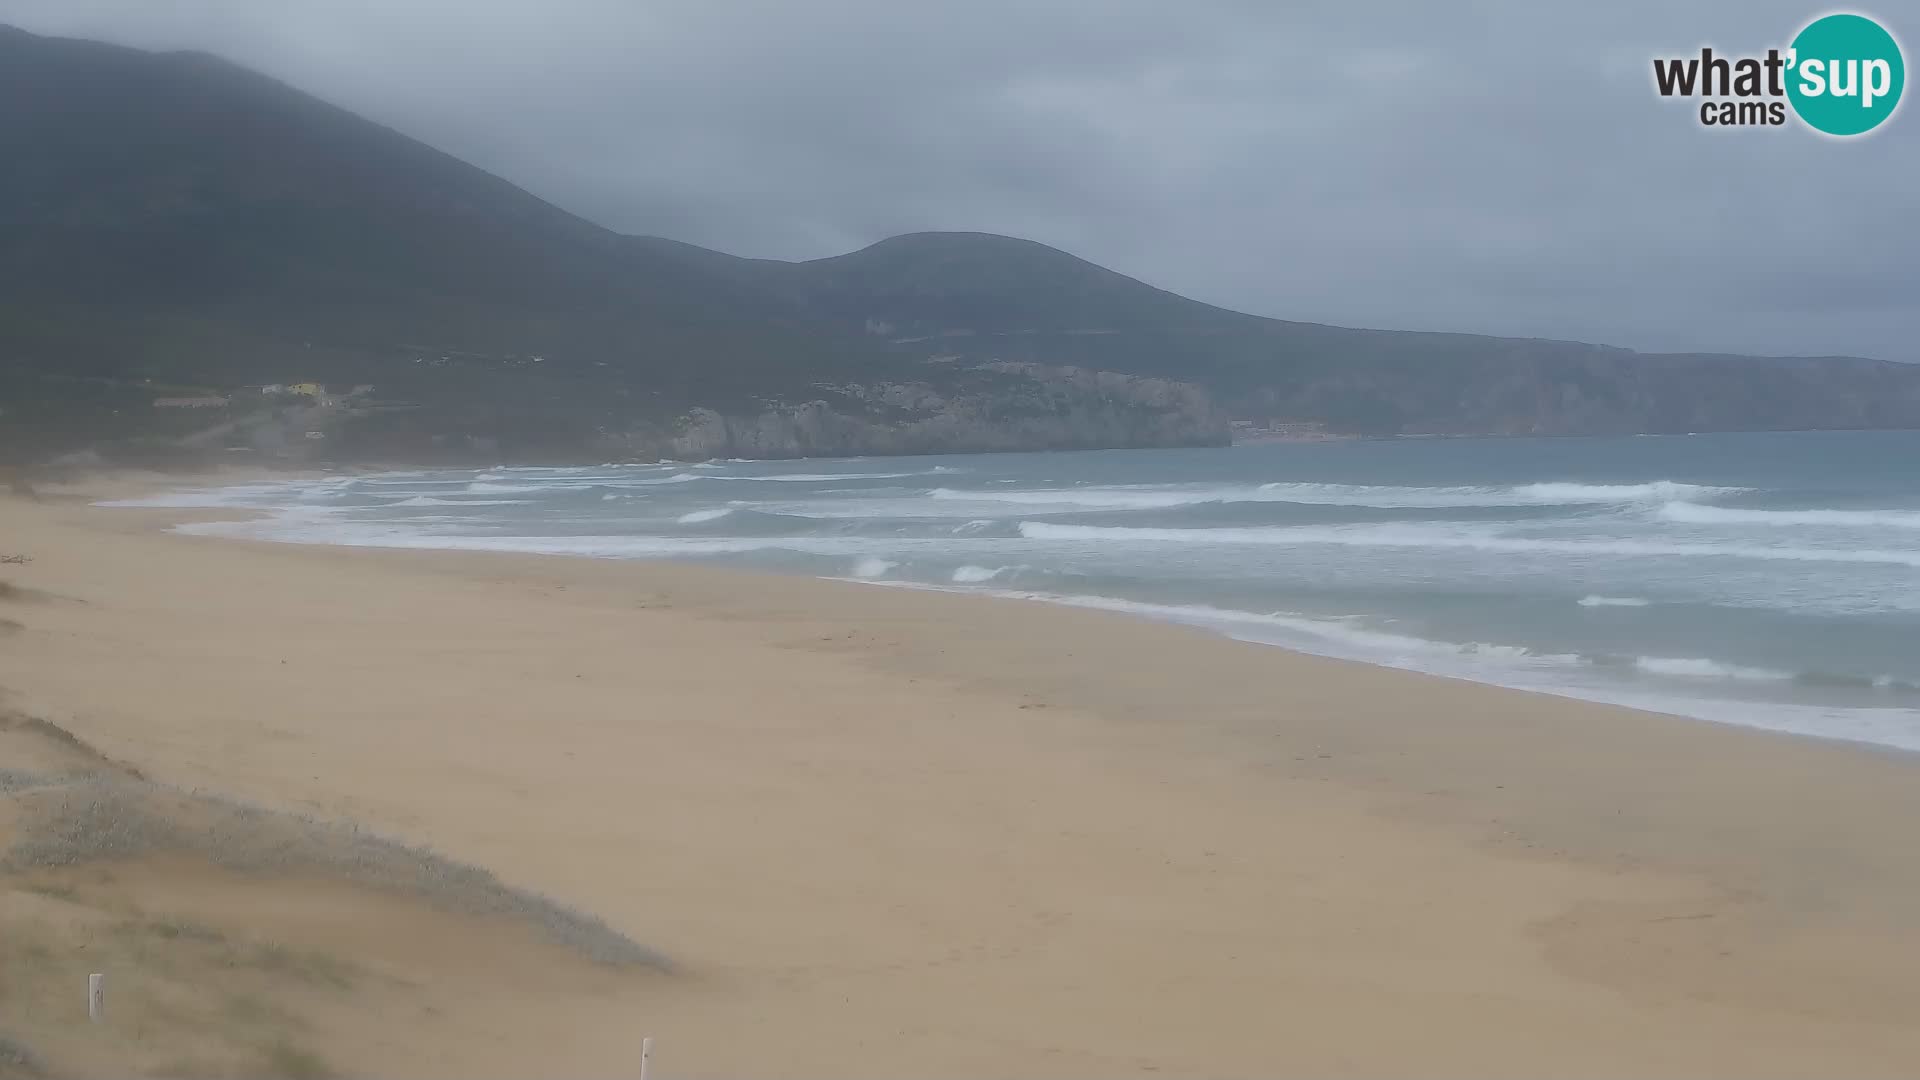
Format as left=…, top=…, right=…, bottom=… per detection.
left=3, top=476, right=1920, bottom=1076
left=0, top=709, right=667, bottom=1079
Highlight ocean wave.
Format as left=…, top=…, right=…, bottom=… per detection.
left=923, top=479, right=1750, bottom=512
left=356, top=477, right=473, bottom=488
left=1015, top=521, right=1920, bottom=567
left=625, top=473, right=703, bottom=486
left=926, top=482, right=1495, bottom=510
left=701, top=471, right=927, bottom=482
left=473, top=471, right=628, bottom=484
left=675, top=507, right=735, bottom=524
left=1658, top=501, right=1920, bottom=529
left=951, top=564, right=1020, bottom=583
left=392, top=496, right=532, bottom=507
left=466, top=481, right=552, bottom=494
left=1577, top=595, right=1650, bottom=607
left=929, top=485, right=1210, bottom=508
left=1631, top=656, right=1792, bottom=680
left=1511, top=481, right=1747, bottom=503
left=851, top=557, right=899, bottom=578
left=871, top=586, right=1920, bottom=748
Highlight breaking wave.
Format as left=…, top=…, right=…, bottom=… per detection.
left=1016, top=521, right=1920, bottom=567
left=1658, top=501, right=1920, bottom=529
left=675, top=507, right=735, bottom=524
left=1577, top=595, right=1651, bottom=608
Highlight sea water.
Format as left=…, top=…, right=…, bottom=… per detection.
left=118, top=430, right=1920, bottom=751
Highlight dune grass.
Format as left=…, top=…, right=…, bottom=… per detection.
left=0, top=710, right=668, bottom=1076
left=3, top=774, right=666, bottom=969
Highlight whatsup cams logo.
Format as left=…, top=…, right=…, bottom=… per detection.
left=1653, top=12, right=1904, bottom=135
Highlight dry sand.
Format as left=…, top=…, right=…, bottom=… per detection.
left=4, top=473, right=1920, bottom=1076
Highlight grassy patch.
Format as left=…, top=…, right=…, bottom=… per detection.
left=244, top=942, right=358, bottom=990
left=14, top=881, right=78, bottom=903
left=4, top=778, right=666, bottom=969
left=144, top=917, right=228, bottom=944
left=0, top=771, right=58, bottom=796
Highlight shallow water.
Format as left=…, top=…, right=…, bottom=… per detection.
left=119, top=430, right=1920, bottom=751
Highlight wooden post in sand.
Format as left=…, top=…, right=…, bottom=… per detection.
left=87, top=973, right=104, bottom=1021
left=640, top=1036, right=653, bottom=1080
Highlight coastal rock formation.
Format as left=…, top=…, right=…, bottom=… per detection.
left=596, top=364, right=1228, bottom=460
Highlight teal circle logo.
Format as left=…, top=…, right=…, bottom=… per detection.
left=1787, top=13, right=1904, bottom=135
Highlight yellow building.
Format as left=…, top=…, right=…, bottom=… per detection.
left=288, top=382, right=324, bottom=398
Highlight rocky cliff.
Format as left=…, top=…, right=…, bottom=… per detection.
left=590, top=364, right=1227, bottom=460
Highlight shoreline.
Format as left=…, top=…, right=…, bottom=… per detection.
left=845, top=575, right=1920, bottom=759
left=6, top=474, right=1920, bottom=1074
left=124, top=466, right=1920, bottom=756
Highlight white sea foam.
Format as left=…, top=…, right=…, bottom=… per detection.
left=106, top=454, right=1920, bottom=754
left=701, top=471, right=924, bottom=482
left=676, top=507, right=735, bottom=524
left=951, top=564, right=1018, bottom=583
left=465, top=481, right=551, bottom=494
left=1016, top=521, right=1920, bottom=567
left=1511, top=481, right=1747, bottom=503
left=922, top=479, right=1749, bottom=512
left=1658, top=501, right=1920, bottom=529
left=929, top=485, right=1229, bottom=509
left=392, top=496, right=531, bottom=507
left=1578, top=595, right=1651, bottom=607
left=1632, top=656, right=1793, bottom=680
left=859, top=585, right=1920, bottom=751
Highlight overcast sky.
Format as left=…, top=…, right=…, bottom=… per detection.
left=3, top=0, right=1914, bottom=360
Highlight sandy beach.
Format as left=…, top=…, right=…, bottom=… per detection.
left=5, top=472, right=1920, bottom=1077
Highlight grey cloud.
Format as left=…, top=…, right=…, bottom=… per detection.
left=2, top=0, right=1914, bottom=360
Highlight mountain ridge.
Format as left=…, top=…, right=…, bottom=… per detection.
left=3, top=23, right=1917, bottom=463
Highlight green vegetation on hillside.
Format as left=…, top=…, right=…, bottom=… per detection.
left=4, top=24, right=1917, bottom=463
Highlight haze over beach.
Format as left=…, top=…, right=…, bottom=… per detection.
left=3, top=1, right=1919, bottom=1077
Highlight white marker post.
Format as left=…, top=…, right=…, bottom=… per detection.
left=87, top=973, right=104, bottom=1022
left=640, top=1036, right=653, bottom=1080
